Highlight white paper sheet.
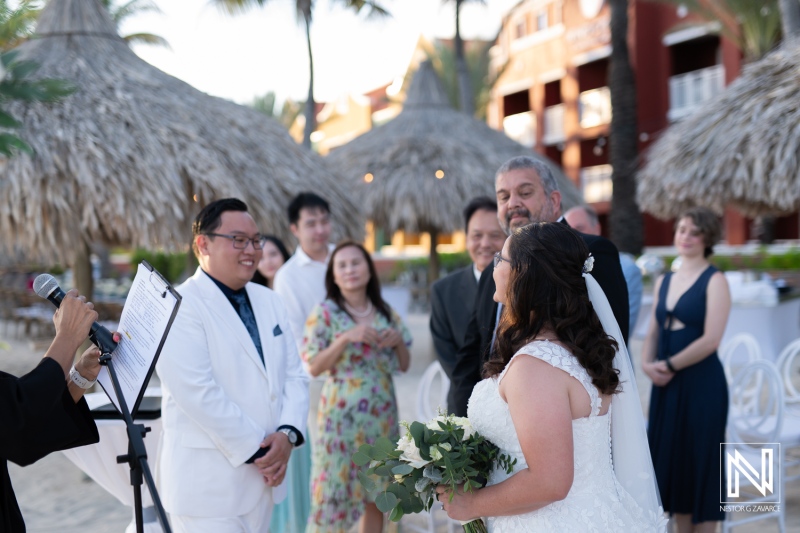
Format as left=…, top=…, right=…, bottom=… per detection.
left=97, top=263, right=178, bottom=415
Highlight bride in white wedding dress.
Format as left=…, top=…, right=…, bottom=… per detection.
left=437, top=223, right=666, bottom=532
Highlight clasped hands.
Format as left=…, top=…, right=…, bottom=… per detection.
left=642, top=360, right=674, bottom=387
left=253, top=431, right=293, bottom=487
left=344, top=323, right=403, bottom=349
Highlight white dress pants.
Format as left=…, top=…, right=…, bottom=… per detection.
left=170, top=491, right=273, bottom=533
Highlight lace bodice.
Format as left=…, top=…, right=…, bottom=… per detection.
left=467, top=340, right=660, bottom=532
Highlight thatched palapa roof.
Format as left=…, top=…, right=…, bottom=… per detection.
left=638, top=44, right=800, bottom=219
left=325, top=60, right=581, bottom=236
left=0, top=0, right=362, bottom=266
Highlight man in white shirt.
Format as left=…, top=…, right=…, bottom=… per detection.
left=273, top=192, right=334, bottom=344
left=270, top=192, right=333, bottom=532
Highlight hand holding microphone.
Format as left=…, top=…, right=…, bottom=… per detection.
left=34, top=274, right=119, bottom=355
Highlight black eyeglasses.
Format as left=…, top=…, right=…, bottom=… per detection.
left=204, top=233, right=268, bottom=250
left=493, top=252, right=510, bottom=268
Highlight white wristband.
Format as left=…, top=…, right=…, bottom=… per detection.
left=69, top=365, right=96, bottom=390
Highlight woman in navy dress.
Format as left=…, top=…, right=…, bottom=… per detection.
left=643, top=207, right=731, bottom=533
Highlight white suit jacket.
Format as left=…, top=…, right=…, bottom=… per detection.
left=156, top=268, right=309, bottom=517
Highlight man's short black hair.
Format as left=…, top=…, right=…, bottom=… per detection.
left=192, top=198, right=249, bottom=255
left=463, top=196, right=498, bottom=232
left=288, top=192, right=330, bottom=225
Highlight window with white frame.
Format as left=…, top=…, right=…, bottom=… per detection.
left=515, top=18, right=527, bottom=39
left=536, top=9, right=548, bottom=32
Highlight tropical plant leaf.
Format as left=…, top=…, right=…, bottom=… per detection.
left=0, top=109, right=19, bottom=128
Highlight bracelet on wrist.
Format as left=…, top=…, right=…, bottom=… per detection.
left=69, top=365, right=97, bottom=390
left=665, top=358, right=677, bottom=373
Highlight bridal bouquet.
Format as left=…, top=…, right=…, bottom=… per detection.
left=353, top=414, right=516, bottom=533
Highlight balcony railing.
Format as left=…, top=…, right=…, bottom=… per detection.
left=580, top=164, right=613, bottom=203
left=543, top=104, right=566, bottom=145
left=668, top=65, right=725, bottom=122
left=503, top=111, right=536, bottom=148
left=579, top=87, right=612, bottom=129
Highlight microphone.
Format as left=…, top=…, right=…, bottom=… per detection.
left=33, top=274, right=119, bottom=354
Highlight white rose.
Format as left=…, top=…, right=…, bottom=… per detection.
left=451, top=416, right=476, bottom=440
left=396, top=434, right=430, bottom=469
left=430, top=446, right=443, bottom=461
left=425, top=415, right=448, bottom=431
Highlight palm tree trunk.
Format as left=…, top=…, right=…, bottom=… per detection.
left=302, top=11, right=315, bottom=149
left=780, top=0, right=800, bottom=42
left=428, top=229, right=440, bottom=284
left=454, top=0, right=474, bottom=115
left=73, top=241, right=94, bottom=301
left=608, top=0, right=642, bottom=255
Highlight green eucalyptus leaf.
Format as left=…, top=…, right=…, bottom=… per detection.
left=409, top=421, right=425, bottom=446
left=358, top=471, right=376, bottom=492
left=375, top=491, right=398, bottom=513
left=389, top=505, right=404, bottom=522
left=391, top=463, right=414, bottom=476
left=375, top=437, right=397, bottom=453
left=374, top=463, right=394, bottom=477
left=352, top=451, right=372, bottom=466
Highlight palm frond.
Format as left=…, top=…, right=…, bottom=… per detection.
left=211, top=0, right=270, bottom=16
left=110, top=0, right=162, bottom=25
left=123, top=32, right=170, bottom=48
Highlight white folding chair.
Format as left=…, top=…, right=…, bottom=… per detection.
left=406, top=361, right=454, bottom=533
left=720, top=333, right=763, bottom=382
left=774, top=338, right=800, bottom=485
left=775, top=338, right=800, bottom=416
left=416, top=361, right=450, bottom=422
left=724, top=361, right=788, bottom=533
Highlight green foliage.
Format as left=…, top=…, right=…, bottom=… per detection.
left=0, top=51, right=76, bottom=157
left=353, top=415, right=515, bottom=526
left=648, top=0, right=781, bottom=61
left=249, top=91, right=303, bottom=130
left=426, top=39, right=492, bottom=119
left=0, top=0, right=40, bottom=51
left=652, top=248, right=800, bottom=272
left=708, top=247, right=800, bottom=271
left=388, top=252, right=471, bottom=282
left=130, top=249, right=192, bottom=283
left=98, top=0, right=169, bottom=48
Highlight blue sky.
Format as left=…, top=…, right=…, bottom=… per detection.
left=123, top=0, right=519, bottom=104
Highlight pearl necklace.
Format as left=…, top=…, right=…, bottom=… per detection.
left=345, top=300, right=373, bottom=318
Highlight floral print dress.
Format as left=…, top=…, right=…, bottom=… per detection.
left=302, top=299, right=411, bottom=532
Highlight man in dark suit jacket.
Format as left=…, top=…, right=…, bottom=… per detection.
left=430, top=197, right=505, bottom=408
left=448, top=156, right=629, bottom=416
left=1, top=290, right=106, bottom=531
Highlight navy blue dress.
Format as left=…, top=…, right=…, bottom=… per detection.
left=648, top=265, right=728, bottom=523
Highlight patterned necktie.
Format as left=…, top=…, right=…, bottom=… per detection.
left=229, top=291, right=264, bottom=366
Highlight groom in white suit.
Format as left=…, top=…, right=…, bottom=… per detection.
left=157, top=198, right=309, bottom=532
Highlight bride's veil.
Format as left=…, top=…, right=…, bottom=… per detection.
left=584, top=273, right=666, bottom=528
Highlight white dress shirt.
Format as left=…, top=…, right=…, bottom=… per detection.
left=273, top=243, right=335, bottom=349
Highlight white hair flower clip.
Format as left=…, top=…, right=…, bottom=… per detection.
left=582, top=254, right=594, bottom=274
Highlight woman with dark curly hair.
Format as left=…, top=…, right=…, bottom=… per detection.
left=437, top=222, right=665, bottom=532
